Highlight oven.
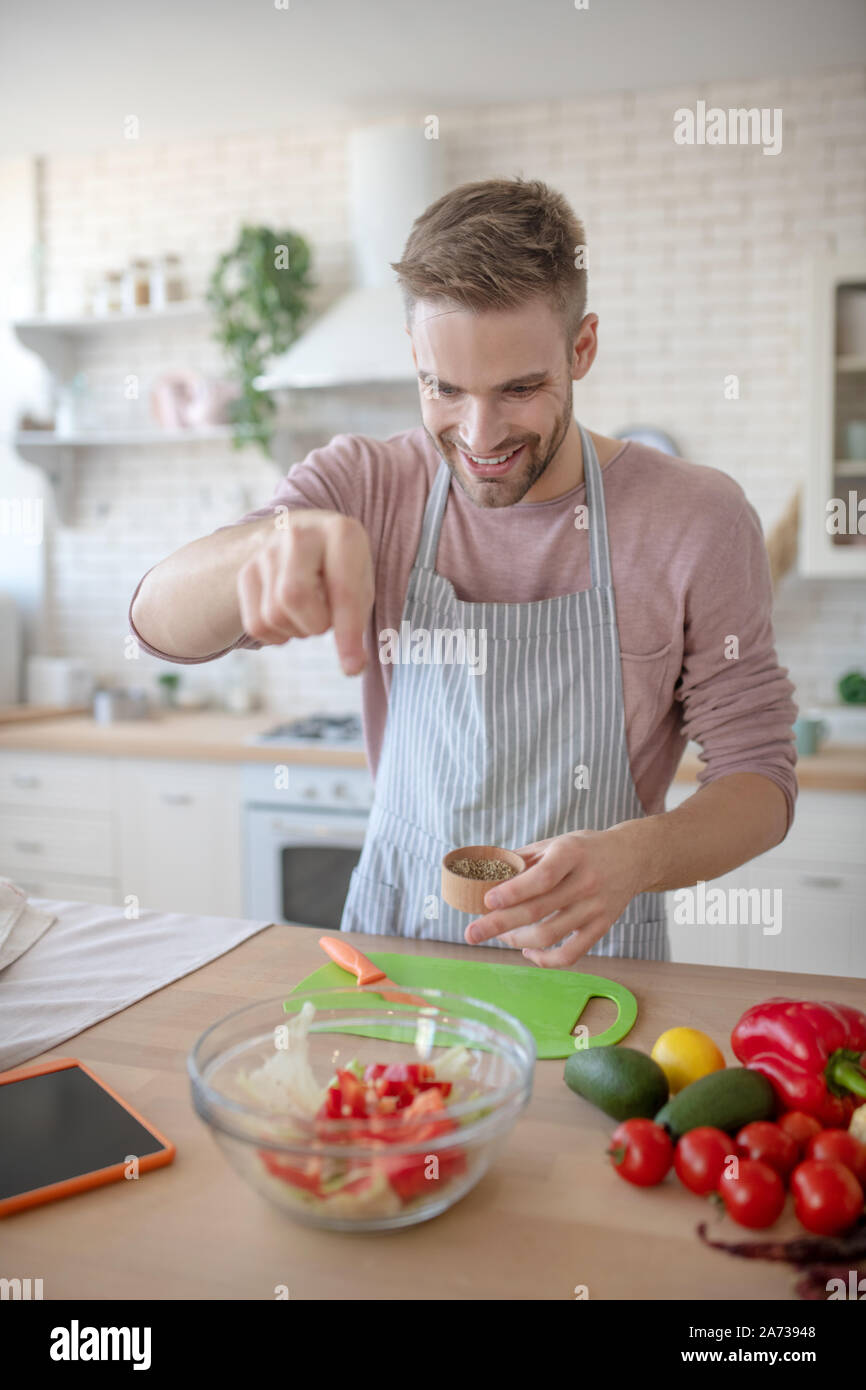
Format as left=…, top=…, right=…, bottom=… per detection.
left=242, top=758, right=373, bottom=929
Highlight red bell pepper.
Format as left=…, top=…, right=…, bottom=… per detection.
left=308, top=1061, right=469, bottom=1204
left=731, top=998, right=866, bottom=1127
left=259, top=1151, right=324, bottom=1194
left=382, top=1147, right=467, bottom=1202
left=333, top=1069, right=367, bottom=1117
left=378, top=1090, right=467, bottom=1199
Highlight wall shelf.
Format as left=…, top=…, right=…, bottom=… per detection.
left=802, top=252, right=866, bottom=577
left=13, top=302, right=210, bottom=335
left=14, top=426, right=233, bottom=447
left=11, top=301, right=232, bottom=522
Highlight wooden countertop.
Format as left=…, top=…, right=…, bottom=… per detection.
left=0, top=710, right=369, bottom=767
left=673, top=743, right=866, bottom=792
left=3, top=923, right=862, bottom=1301
left=0, top=708, right=864, bottom=789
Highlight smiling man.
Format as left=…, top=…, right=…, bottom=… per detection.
left=129, top=177, right=797, bottom=966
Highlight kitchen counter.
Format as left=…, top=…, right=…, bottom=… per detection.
left=0, top=708, right=864, bottom=789
left=3, top=923, right=862, bottom=1301
left=0, top=709, right=368, bottom=767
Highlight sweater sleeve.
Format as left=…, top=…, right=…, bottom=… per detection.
left=674, top=496, right=799, bottom=836
left=127, top=434, right=367, bottom=664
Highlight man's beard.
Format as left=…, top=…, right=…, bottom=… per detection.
left=427, top=382, right=575, bottom=509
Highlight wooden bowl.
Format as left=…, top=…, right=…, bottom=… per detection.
left=441, top=844, right=527, bottom=914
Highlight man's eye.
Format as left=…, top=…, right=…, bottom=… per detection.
left=507, top=385, right=538, bottom=396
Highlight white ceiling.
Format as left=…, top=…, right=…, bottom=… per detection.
left=1, top=0, right=864, bottom=158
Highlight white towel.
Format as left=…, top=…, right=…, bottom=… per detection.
left=0, top=878, right=57, bottom=972
left=0, top=896, right=273, bottom=1072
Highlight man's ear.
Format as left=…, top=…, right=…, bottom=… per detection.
left=571, top=313, right=599, bottom=381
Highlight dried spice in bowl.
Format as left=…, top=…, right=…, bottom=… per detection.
left=448, top=858, right=519, bottom=882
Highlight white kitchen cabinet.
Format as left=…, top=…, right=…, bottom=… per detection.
left=0, top=751, right=118, bottom=898
left=0, top=809, right=114, bottom=880
left=11, top=875, right=118, bottom=906
left=743, top=859, right=864, bottom=977
left=665, top=782, right=866, bottom=975
left=0, top=751, right=112, bottom=812
left=116, top=759, right=242, bottom=917
left=0, top=749, right=243, bottom=917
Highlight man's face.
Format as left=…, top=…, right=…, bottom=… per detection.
left=410, top=296, right=581, bottom=508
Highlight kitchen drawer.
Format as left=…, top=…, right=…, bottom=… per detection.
left=667, top=868, right=748, bottom=969
left=666, top=783, right=866, bottom=866
left=0, top=811, right=115, bottom=879
left=780, top=790, right=866, bottom=865
left=742, top=865, right=865, bottom=976
left=11, top=875, right=119, bottom=906
left=0, top=752, right=112, bottom=814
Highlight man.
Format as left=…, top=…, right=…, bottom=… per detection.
left=130, top=177, right=797, bottom=966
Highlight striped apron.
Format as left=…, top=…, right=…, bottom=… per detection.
left=339, top=422, right=670, bottom=960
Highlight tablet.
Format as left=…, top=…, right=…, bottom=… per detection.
left=0, top=1056, right=175, bottom=1218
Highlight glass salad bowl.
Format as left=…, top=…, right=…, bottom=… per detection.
left=188, top=986, right=535, bottom=1232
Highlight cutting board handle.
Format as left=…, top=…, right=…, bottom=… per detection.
left=573, top=977, right=638, bottom=1050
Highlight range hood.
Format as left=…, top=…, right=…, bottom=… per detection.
left=255, top=124, right=444, bottom=389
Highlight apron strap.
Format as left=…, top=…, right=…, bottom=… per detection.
left=417, top=423, right=614, bottom=590
left=415, top=454, right=452, bottom=571
left=578, top=422, right=614, bottom=590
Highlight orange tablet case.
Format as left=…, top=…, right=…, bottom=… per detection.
left=0, top=1056, right=176, bottom=1218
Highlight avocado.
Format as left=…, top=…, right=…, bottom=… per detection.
left=564, top=1045, right=669, bottom=1121
left=654, top=1066, right=776, bottom=1140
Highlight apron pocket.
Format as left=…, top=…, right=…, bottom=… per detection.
left=620, top=642, right=674, bottom=771
left=340, top=867, right=402, bottom=937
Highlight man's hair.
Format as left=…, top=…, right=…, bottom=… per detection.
left=391, top=177, right=587, bottom=341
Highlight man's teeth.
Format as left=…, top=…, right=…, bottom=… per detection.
left=468, top=447, right=519, bottom=465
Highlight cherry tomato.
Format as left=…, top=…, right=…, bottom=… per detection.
left=717, top=1158, right=786, bottom=1229
left=791, top=1159, right=863, bottom=1235
left=777, top=1111, right=823, bottom=1155
left=735, top=1121, right=799, bottom=1181
left=805, top=1130, right=866, bottom=1189
left=607, top=1119, right=673, bottom=1187
left=674, top=1127, right=733, bottom=1195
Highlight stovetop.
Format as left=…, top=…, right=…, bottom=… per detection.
left=253, top=712, right=363, bottom=746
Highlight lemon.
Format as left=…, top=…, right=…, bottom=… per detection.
left=651, top=1027, right=726, bottom=1094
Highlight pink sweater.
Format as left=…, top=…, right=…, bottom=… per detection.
left=130, top=428, right=799, bottom=829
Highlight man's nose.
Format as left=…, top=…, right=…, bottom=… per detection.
left=458, top=400, right=508, bottom=455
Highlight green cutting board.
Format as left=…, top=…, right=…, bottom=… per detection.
left=286, top=951, right=637, bottom=1060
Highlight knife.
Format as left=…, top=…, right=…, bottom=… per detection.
left=318, top=936, right=430, bottom=1008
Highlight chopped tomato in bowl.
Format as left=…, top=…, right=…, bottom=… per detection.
left=188, top=989, right=535, bottom=1232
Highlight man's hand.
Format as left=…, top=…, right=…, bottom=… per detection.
left=237, top=512, right=375, bottom=675
left=463, top=827, right=644, bottom=968
left=461, top=773, right=790, bottom=969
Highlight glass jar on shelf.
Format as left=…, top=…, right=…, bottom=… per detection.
left=54, top=373, right=89, bottom=437
left=91, top=270, right=124, bottom=316
left=122, top=259, right=151, bottom=313
left=149, top=253, right=186, bottom=310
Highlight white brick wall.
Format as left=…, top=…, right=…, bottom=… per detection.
left=21, top=65, right=866, bottom=713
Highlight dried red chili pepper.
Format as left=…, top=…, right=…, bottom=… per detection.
left=731, top=999, right=866, bottom=1127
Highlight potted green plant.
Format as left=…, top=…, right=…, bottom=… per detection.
left=208, top=224, right=314, bottom=456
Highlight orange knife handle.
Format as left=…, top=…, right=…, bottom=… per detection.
left=318, top=935, right=385, bottom=986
